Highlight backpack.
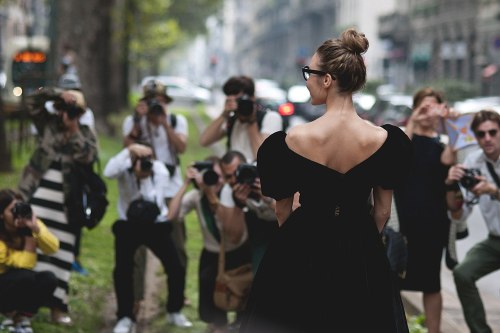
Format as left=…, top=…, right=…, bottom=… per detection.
left=68, top=162, right=109, bottom=230
left=226, top=107, right=267, bottom=150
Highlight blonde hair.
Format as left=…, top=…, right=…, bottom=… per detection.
left=316, top=28, right=369, bottom=93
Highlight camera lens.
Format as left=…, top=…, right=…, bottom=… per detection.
left=202, top=169, right=219, bottom=186
left=236, top=164, right=258, bottom=184
left=140, top=158, right=153, bottom=172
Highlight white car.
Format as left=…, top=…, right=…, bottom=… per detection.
left=140, top=75, right=212, bottom=104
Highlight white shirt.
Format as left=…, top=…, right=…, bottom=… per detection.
left=122, top=113, right=188, bottom=197
left=179, top=189, right=248, bottom=252
left=229, top=111, right=282, bottom=162
left=455, top=148, right=500, bottom=236
left=103, top=148, right=170, bottom=222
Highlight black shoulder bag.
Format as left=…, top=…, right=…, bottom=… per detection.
left=69, top=161, right=109, bottom=230
left=126, top=173, right=160, bottom=224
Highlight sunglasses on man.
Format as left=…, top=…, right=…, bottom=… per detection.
left=475, top=129, right=498, bottom=139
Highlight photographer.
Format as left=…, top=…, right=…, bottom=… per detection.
left=219, top=151, right=279, bottom=273
left=0, top=189, right=59, bottom=333
left=18, top=88, right=97, bottom=325
left=122, top=81, right=190, bottom=311
left=103, top=144, right=192, bottom=333
left=167, top=157, right=249, bottom=333
left=199, top=76, right=282, bottom=162
left=445, top=109, right=500, bottom=333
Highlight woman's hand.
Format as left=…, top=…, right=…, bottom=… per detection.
left=15, top=213, right=40, bottom=235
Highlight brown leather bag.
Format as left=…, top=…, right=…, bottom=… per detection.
left=213, top=232, right=253, bottom=311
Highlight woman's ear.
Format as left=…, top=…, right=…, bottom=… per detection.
left=323, top=73, right=335, bottom=88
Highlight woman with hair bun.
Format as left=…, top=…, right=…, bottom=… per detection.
left=240, top=28, right=411, bottom=332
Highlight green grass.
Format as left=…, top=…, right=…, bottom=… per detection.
left=1, top=104, right=216, bottom=332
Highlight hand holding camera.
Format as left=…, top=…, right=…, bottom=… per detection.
left=128, top=144, right=153, bottom=160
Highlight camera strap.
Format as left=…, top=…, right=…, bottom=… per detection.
left=486, top=161, right=500, bottom=187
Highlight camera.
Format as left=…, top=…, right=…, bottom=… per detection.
left=11, top=202, right=33, bottom=220
left=236, top=163, right=259, bottom=185
left=193, top=161, right=219, bottom=186
left=460, top=168, right=481, bottom=190
left=139, top=157, right=154, bottom=172
left=236, top=95, right=254, bottom=117
left=53, top=97, right=83, bottom=120
left=147, top=98, right=164, bottom=115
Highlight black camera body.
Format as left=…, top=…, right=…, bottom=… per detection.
left=11, top=202, right=33, bottom=220
left=460, top=168, right=481, bottom=190
left=236, top=95, right=255, bottom=117
left=193, top=161, right=219, bottom=186
left=236, top=163, right=258, bottom=185
left=139, top=157, right=154, bottom=172
left=53, top=97, right=83, bottom=120
left=147, top=98, right=164, bottom=115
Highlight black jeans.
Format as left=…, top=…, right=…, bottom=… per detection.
left=112, top=220, right=186, bottom=320
left=0, top=269, right=57, bottom=314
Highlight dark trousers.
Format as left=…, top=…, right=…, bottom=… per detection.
left=453, top=235, right=500, bottom=333
left=198, top=244, right=251, bottom=326
left=0, top=269, right=57, bottom=314
left=112, top=220, right=186, bottom=320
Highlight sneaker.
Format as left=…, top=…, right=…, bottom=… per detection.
left=167, top=312, right=193, bottom=328
left=0, top=319, right=15, bottom=333
left=72, top=261, right=89, bottom=275
left=113, top=317, right=136, bottom=333
left=15, top=317, right=33, bottom=333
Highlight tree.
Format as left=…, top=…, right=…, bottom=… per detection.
left=51, top=0, right=222, bottom=134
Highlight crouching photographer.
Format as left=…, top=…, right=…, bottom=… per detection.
left=219, top=151, right=279, bottom=273
left=444, top=110, right=500, bottom=333
left=167, top=157, right=250, bottom=333
left=103, top=144, right=191, bottom=333
left=0, top=189, right=60, bottom=333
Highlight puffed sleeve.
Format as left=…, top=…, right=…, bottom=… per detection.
left=257, top=131, right=296, bottom=200
left=377, top=124, right=413, bottom=190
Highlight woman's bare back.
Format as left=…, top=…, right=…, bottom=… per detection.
left=285, top=117, right=388, bottom=174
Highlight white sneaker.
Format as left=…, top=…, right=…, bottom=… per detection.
left=167, top=312, right=193, bottom=328
left=15, top=317, right=33, bottom=333
left=113, top=317, right=136, bottom=333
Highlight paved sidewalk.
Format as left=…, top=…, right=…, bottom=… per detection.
left=402, top=283, right=500, bottom=333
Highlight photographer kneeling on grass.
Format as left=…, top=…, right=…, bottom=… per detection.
left=445, top=110, right=500, bottom=333
left=167, top=156, right=250, bottom=333
left=219, top=151, right=279, bottom=273
left=0, top=189, right=60, bottom=333
left=103, top=144, right=191, bottom=333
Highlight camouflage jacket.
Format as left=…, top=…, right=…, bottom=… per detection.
left=18, top=102, right=98, bottom=202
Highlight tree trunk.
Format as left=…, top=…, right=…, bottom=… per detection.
left=56, top=0, right=116, bottom=135
left=0, top=96, right=12, bottom=172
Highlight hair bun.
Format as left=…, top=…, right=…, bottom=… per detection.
left=340, top=28, right=369, bottom=55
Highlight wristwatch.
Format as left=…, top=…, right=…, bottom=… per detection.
left=490, top=187, right=500, bottom=200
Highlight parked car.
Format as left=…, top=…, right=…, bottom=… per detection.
left=368, top=94, right=413, bottom=126
left=275, top=85, right=325, bottom=131
left=353, top=93, right=376, bottom=119
left=453, top=96, right=500, bottom=114
left=140, top=75, right=212, bottom=104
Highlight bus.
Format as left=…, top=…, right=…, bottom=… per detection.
left=1, top=35, right=51, bottom=114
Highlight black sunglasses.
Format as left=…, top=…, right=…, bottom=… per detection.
left=301, top=66, right=327, bottom=81
left=475, top=129, right=498, bottom=139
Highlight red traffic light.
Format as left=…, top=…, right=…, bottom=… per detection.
left=279, top=102, right=294, bottom=116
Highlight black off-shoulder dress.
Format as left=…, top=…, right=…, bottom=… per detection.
left=240, top=124, right=412, bottom=333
